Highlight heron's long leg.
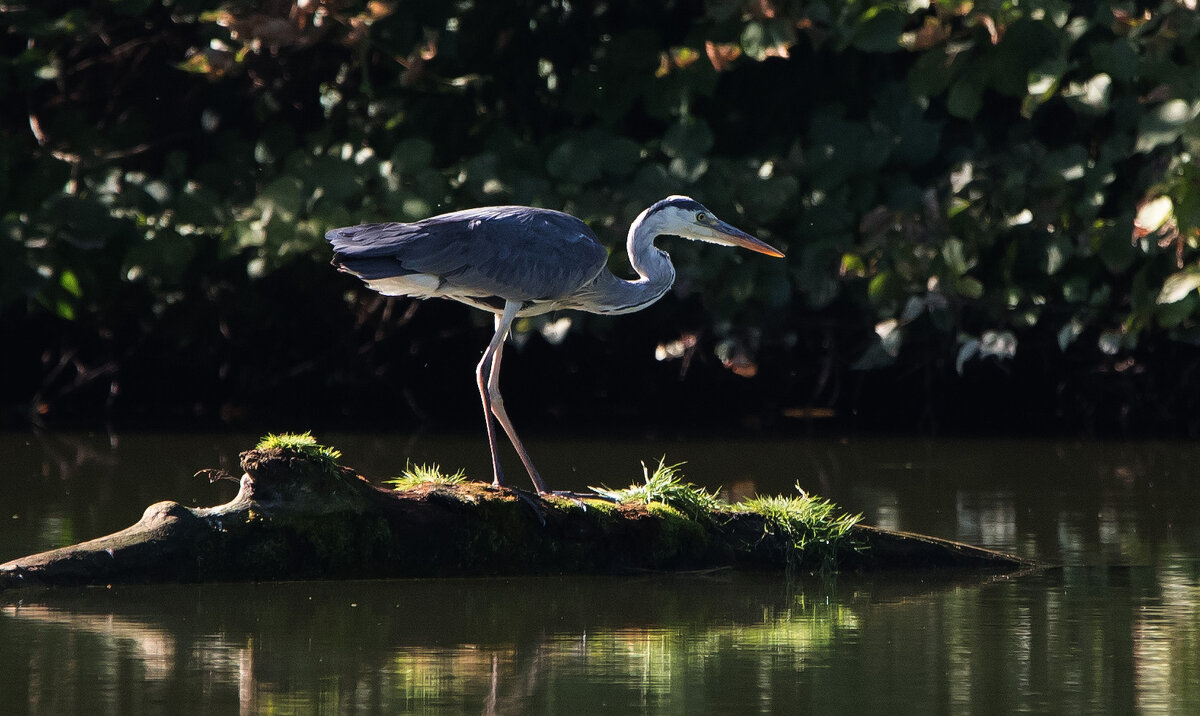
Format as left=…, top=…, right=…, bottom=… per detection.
left=475, top=302, right=520, bottom=488
left=474, top=300, right=549, bottom=494
left=487, top=322, right=549, bottom=494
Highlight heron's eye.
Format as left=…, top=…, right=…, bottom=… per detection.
left=696, top=212, right=708, bottom=223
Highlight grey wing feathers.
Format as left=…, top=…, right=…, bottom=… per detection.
left=327, top=207, right=609, bottom=302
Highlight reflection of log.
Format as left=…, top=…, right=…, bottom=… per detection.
left=0, top=447, right=1030, bottom=589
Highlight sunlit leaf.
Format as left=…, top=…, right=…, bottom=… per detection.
left=840, top=253, right=866, bottom=277
left=54, top=299, right=75, bottom=320
left=899, top=296, right=925, bottom=322
left=942, top=238, right=968, bottom=275
left=59, top=270, right=82, bottom=297
left=1136, top=99, right=1200, bottom=153
left=1098, top=329, right=1122, bottom=355
left=1063, top=73, right=1112, bottom=114
left=955, top=276, right=984, bottom=299
left=979, top=330, right=1017, bottom=359
left=1156, top=269, right=1200, bottom=304
left=867, top=272, right=892, bottom=302
left=1134, top=196, right=1174, bottom=236
left=955, top=337, right=978, bottom=374
left=1057, top=317, right=1084, bottom=351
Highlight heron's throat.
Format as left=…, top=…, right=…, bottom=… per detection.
left=581, top=221, right=677, bottom=314
left=579, top=260, right=674, bottom=315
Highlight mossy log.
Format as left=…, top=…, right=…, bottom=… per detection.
left=0, top=447, right=1030, bottom=590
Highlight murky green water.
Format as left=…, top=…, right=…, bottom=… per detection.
left=2, top=433, right=1199, bottom=714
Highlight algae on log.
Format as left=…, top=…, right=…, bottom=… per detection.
left=0, top=447, right=1030, bottom=589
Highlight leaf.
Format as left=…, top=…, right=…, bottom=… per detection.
left=852, top=8, right=904, bottom=53
left=852, top=341, right=898, bottom=370
left=1062, top=73, right=1112, bottom=115
left=908, top=50, right=953, bottom=98
left=391, top=138, right=434, bottom=173
left=1134, top=196, right=1174, bottom=236
left=1057, top=318, right=1084, bottom=351
left=947, top=77, right=983, bottom=119
left=1063, top=276, right=1090, bottom=303
left=867, top=271, right=892, bottom=302
left=743, top=176, right=799, bottom=220
left=900, top=296, right=925, bottom=322
left=1044, top=237, right=1069, bottom=275
left=942, top=237, right=968, bottom=275
left=59, top=270, right=82, bottom=298
left=546, top=136, right=603, bottom=184
left=662, top=120, right=714, bottom=159
left=1156, top=292, right=1197, bottom=328
left=1136, top=99, right=1200, bottom=154
left=804, top=274, right=840, bottom=309
left=54, top=299, right=75, bottom=321
left=255, top=176, right=306, bottom=223
left=979, top=330, right=1017, bottom=359
left=878, top=320, right=903, bottom=357
left=955, top=338, right=979, bottom=375
left=956, top=276, right=984, bottom=299
left=1090, top=39, right=1138, bottom=83
left=840, top=253, right=866, bottom=277
left=1156, top=270, right=1200, bottom=304
left=739, top=19, right=795, bottom=61
left=1098, top=228, right=1136, bottom=272
left=1098, top=329, right=1122, bottom=355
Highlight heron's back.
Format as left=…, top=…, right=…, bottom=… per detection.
left=327, top=206, right=609, bottom=310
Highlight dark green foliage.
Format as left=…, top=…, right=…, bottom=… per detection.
left=3, top=1, right=1200, bottom=430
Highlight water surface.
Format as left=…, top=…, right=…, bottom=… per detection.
left=2, top=432, right=1198, bottom=713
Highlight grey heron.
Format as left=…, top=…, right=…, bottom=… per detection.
left=326, top=195, right=784, bottom=494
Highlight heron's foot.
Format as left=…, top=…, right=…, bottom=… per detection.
left=583, top=489, right=621, bottom=504
left=513, top=490, right=547, bottom=526
left=539, top=490, right=602, bottom=509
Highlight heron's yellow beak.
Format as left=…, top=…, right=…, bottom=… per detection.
left=713, top=221, right=786, bottom=258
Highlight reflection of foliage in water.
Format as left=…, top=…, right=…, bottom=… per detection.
left=5, top=566, right=1200, bottom=713
left=384, top=599, right=860, bottom=709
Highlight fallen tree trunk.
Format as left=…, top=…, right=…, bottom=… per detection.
left=0, top=445, right=1031, bottom=590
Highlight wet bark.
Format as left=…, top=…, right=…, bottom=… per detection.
left=0, top=447, right=1031, bottom=590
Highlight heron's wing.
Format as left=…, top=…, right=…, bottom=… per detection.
left=327, top=207, right=609, bottom=302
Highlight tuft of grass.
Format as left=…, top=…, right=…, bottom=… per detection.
left=590, top=459, right=726, bottom=522
left=254, top=431, right=344, bottom=480
left=386, top=462, right=468, bottom=490
left=736, top=484, right=863, bottom=572
left=256, top=431, right=342, bottom=463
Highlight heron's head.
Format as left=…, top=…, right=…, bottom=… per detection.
left=644, top=196, right=785, bottom=258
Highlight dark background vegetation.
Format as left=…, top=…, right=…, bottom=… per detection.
left=3, top=0, right=1199, bottom=436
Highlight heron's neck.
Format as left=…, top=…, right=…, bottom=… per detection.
left=571, top=210, right=676, bottom=315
